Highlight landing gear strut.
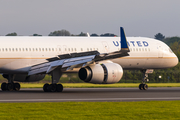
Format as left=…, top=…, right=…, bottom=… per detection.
left=43, top=68, right=63, bottom=92
left=139, top=70, right=149, bottom=90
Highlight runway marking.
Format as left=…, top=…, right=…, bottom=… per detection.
left=1, top=97, right=180, bottom=102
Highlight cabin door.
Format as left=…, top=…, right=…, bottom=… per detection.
left=158, top=45, right=163, bottom=58
left=102, top=41, right=110, bottom=53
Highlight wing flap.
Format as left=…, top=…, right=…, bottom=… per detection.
left=62, top=55, right=95, bottom=68
left=28, top=55, right=95, bottom=75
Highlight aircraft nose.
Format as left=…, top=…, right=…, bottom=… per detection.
left=173, top=54, right=179, bottom=66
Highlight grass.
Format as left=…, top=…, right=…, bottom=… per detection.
left=0, top=101, right=180, bottom=119
left=19, top=83, right=180, bottom=88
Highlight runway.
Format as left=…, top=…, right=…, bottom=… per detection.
left=0, top=87, right=180, bottom=102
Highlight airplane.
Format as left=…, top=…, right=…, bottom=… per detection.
left=0, top=27, right=178, bottom=92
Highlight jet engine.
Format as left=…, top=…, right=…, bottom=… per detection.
left=78, top=63, right=123, bottom=84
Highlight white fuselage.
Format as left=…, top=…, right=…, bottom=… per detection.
left=0, top=36, right=178, bottom=74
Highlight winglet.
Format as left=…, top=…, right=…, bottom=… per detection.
left=120, top=27, right=130, bottom=52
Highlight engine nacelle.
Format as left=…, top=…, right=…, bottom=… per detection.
left=78, top=63, right=123, bottom=84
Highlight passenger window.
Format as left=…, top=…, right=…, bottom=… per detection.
left=33, top=48, right=34, bottom=51
left=142, top=48, right=144, bottom=51
left=12, top=48, right=14, bottom=51
left=2, top=48, right=4, bottom=51
left=148, top=48, right=150, bottom=51
left=46, top=48, right=48, bottom=51
left=42, top=48, right=44, bottom=51
left=29, top=48, right=31, bottom=51
left=52, top=48, right=54, bottom=51
left=49, top=48, right=51, bottom=51
left=71, top=48, right=73, bottom=51
left=65, top=48, right=67, bottom=51
left=6, top=48, right=8, bottom=51
left=9, top=48, right=11, bottom=51
left=68, top=48, right=70, bottom=51
left=87, top=48, right=89, bottom=51
left=75, top=48, right=77, bottom=51
left=16, top=48, right=18, bottom=51
left=36, top=48, right=38, bottom=51
left=133, top=48, right=135, bottom=51
left=39, top=48, right=41, bottom=51
left=139, top=48, right=141, bottom=51
left=19, top=48, right=21, bottom=51
left=81, top=48, right=83, bottom=51
left=26, top=48, right=28, bottom=51
left=145, top=48, right=147, bottom=51
left=22, top=48, right=24, bottom=51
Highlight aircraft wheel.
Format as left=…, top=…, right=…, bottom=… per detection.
left=7, top=83, right=14, bottom=91
left=14, top=83, right=20, bottom=91
left=139, top=84, right=144, bottom=90
left=49, top=84, right=57, bottom=92
left=1, top=82, right=7, bottom=91
left=143, top=84, right=148, bottom=90
left=56, top=84, right=63, bottom=92
left=43, top=83, right=49, bottom=92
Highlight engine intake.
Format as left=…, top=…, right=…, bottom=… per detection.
left=78, top=63, right=123, bottom=84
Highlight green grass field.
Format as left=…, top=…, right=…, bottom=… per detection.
left=19, top=83, right=180, bottom=88
left=0, top=101, right=180, bottom=120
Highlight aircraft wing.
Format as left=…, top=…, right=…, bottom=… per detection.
left=28, top=27, right=130, bottom=76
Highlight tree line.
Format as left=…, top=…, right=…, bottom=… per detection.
left=5, top=29, right=117, bottom=37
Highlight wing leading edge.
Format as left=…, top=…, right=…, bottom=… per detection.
left=28, top=27, right=130, bottom=75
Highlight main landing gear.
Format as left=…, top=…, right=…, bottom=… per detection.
left=139, top=69, right=151, bottom=90
left=43, top=83, right=63, bottom=92
left=1, top=74, right=21, bottom=91
left=43, top=68, right=63, bottom=92
left=1, top=82, right=20, bottom=91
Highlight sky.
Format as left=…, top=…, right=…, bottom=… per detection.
left=0, top=0, right=180, bottom=38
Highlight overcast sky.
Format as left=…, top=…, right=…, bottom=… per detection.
left=0, top=0, right=180, bottom=38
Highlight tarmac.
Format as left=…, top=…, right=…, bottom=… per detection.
left=0, top=87, right=180, bottom=102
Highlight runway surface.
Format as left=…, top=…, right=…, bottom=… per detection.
left=0, top=87, right=180, bottom=102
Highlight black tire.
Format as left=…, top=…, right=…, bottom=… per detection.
left=139, top=84, right=143, bottom=90
left=143, top=84, right=148, bottom=90
left=14, top=83, right=20, bottom=91
left=56, top=84, right=63, bottom=92
left=7, top=83, right=14, bottom=91
left=43, top=83, right=49, bottom=92
left=1, top=82, right=7, bottom=91
left=49, top=84, right=57, bottom=92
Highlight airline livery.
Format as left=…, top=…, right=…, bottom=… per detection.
left=0, top=27, right=178, bottom=92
